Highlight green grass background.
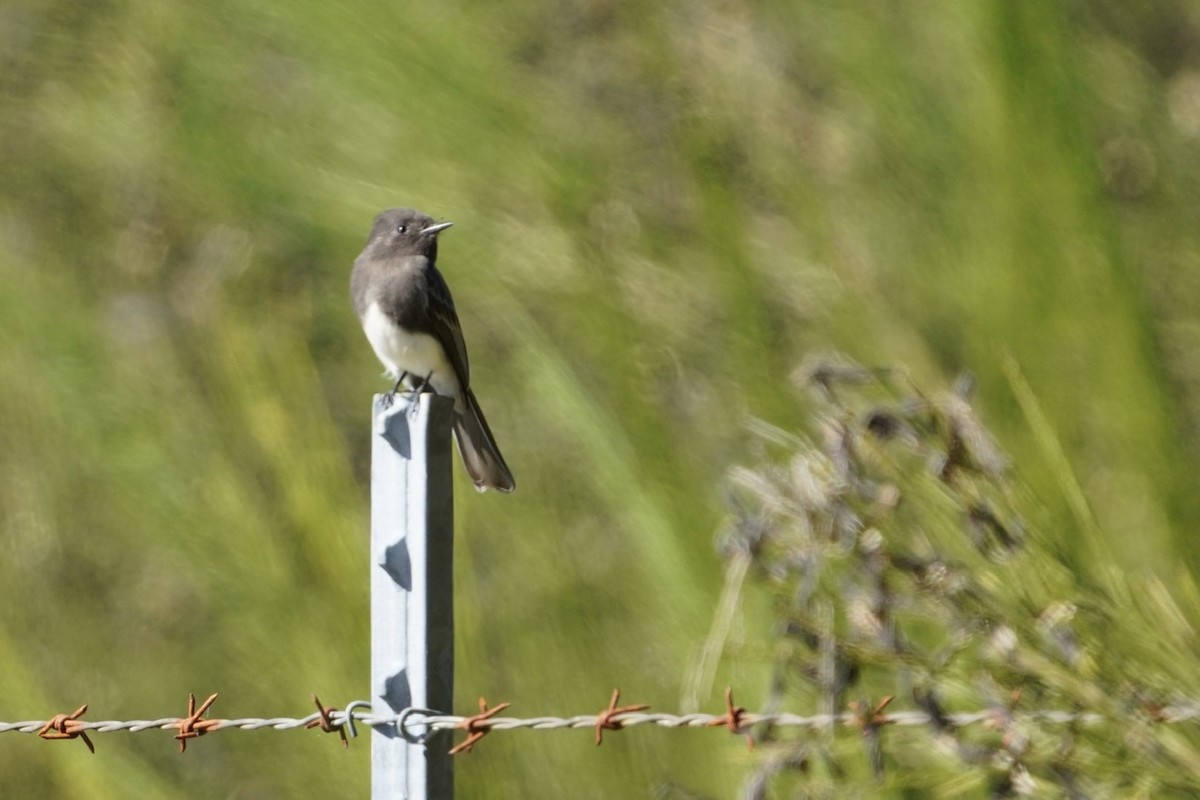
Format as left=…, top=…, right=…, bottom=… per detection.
left=2, top=1, right=1200, bottom=796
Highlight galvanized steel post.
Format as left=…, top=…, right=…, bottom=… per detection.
left=370, top=393, right=455, bottom=799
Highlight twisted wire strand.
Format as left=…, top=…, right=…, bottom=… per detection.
left=9, top=703, right=1195, bottom=739
left=395, top=709, right=1110, bottom=733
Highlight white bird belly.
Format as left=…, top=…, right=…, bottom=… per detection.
left=362, top=301, right=460, bottom=397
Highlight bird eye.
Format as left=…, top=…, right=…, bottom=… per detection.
left=396, top=224, right=407, bottom=234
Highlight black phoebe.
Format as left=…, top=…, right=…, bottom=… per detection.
left=351, top=208, right=515, bottom=493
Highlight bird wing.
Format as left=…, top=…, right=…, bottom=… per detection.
left=424, top=261, right=472, bottom=388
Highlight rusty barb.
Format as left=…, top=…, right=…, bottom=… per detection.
left=449, top=697, right=512, bottom=756
left=594, top=689, right=651, bottom=746
left=307, top=693, right=350, bottom=748
left=849, top=695, right=895, bottom=735
left=705, top=690, right=744, bottom=738
left=706, top=686, right=751, bottom=745
left=37, top=704, right=94, bottom=753
left=175, top=693, right=220, bottom=753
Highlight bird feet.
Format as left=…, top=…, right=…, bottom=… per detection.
left=380, top=371, right=411, bottom=408
left=405, top=372, right=436, bottom=418
left=380, top=371, right=437, bottom=417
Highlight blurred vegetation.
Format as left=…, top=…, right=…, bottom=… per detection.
left=721, top=359, right=1200, bottom=796
left=1, top=0, right=1200, bottom=797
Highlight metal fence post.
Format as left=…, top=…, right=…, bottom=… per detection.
left=370, top=393, right=455, bottom=800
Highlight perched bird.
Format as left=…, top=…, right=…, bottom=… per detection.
left=351, top=208, right=515, bottom=493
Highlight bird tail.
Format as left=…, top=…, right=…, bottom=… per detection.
left=453, top=389, right=515, bottom=493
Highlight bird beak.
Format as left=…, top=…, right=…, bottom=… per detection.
left=421, top=221, right=454, bottom=236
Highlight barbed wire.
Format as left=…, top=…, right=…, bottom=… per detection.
left=7, top=689, right=1200, bottom=755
